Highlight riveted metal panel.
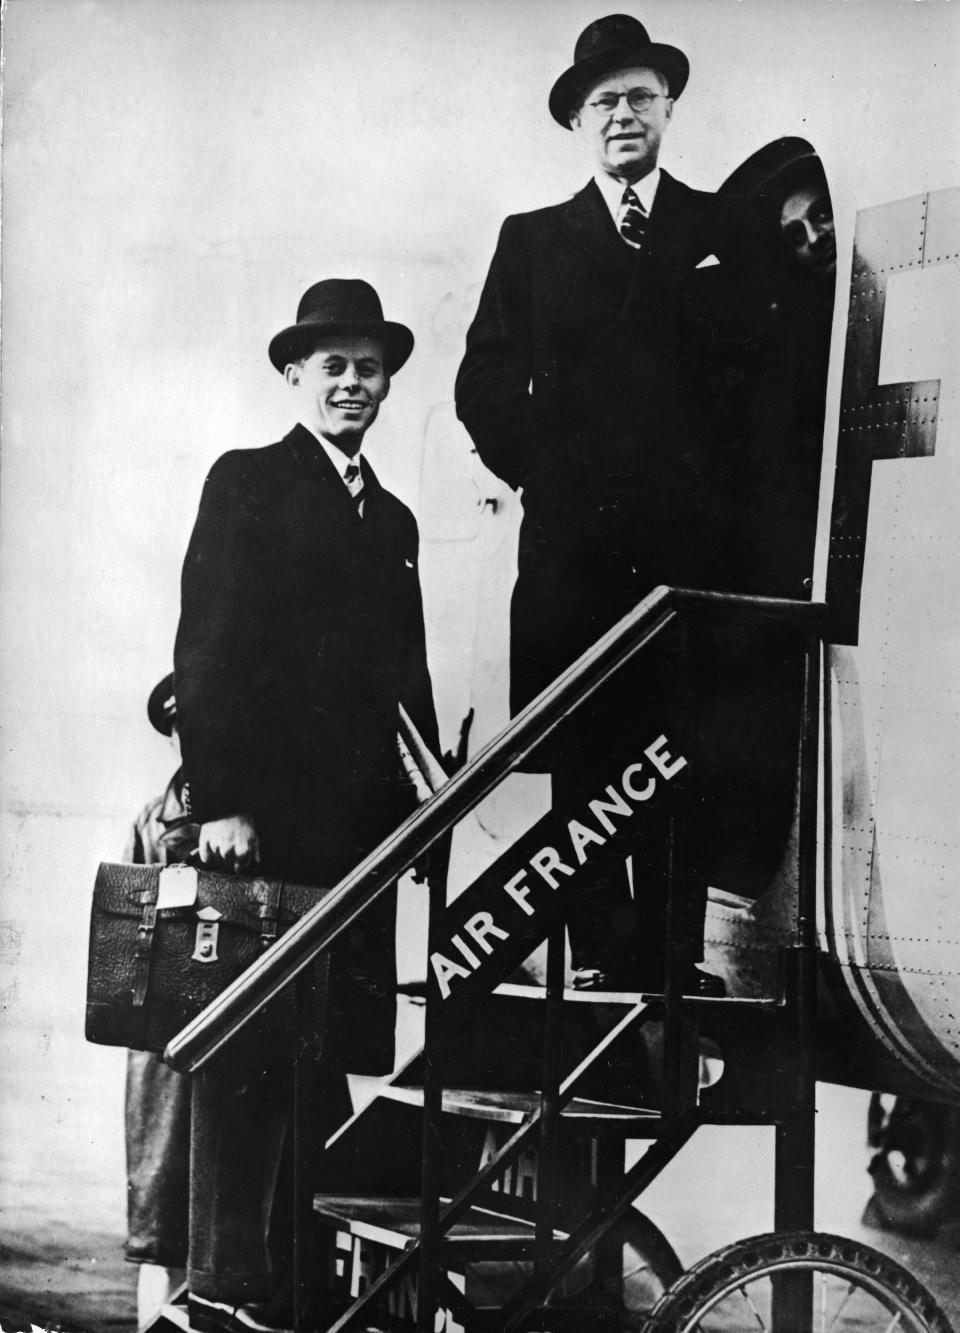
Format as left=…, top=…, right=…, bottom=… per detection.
left=839, top=380, right=940, bottom=462
left=840, top=195, right=928, bottom=406
left=826, top=189, right=958, bottom=642
left=923, top=187, right=960, bottom=266
left=817, top=186, right=960, bottom=1097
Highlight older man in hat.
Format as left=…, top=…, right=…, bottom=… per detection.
left=456, top=14, right=739, bottom=994
left=174, top=279, right=439, bottom=1331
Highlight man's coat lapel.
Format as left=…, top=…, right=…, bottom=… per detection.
left=558, top=178, right=633, bottom=274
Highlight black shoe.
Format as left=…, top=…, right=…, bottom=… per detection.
left=571, top=967, right=609, bottom=991
left=188, top=1294, right=293, bottom=1333
left=660, top=964, right=726, bottom=998
left=572, top=964, right=725, bottom=998
left=570, top=966, right=643, bottom=993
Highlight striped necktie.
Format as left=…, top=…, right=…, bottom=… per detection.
left=343, top=461, right=365, bottom=516
left=619, top=187, right=649, bottom=250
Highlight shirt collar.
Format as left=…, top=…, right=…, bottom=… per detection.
left=594, top=165, right=661, bottom=223
left=298, top=419, right=363, bottom=482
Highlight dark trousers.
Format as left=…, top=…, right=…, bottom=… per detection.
left=555, top=766, right=689, bottom=985
left=126, top=1044, right=351, bottom=1304
left=180, top=823, right=395, bottom=1308
left=691, top=624, right=803, bottom=901
left=551, top=633, right=693, bottom=986
left=187, top=1056, right=352, bottom=1306
left=125, top=1050, right=191, bottom=1267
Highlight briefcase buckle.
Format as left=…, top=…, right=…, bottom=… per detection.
left=192, top=905, right=223, bottom=963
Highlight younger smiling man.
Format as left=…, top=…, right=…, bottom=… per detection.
left=174, top=278, right=438, bottom=1330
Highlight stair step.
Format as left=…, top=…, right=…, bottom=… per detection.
left=380, top=1084, right=661, bottom=1128
left=314, top=1194, right=567, bottom=1260
left=495, top=981, right=651, bottom=1005
left=494, top=981, right=779, bottom=1008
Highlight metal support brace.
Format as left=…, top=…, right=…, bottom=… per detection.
left=535, top=922, right=565, bottom=1278
left=417, top=831, right=452, bottom=1333
left=772, top=633, right=821, bottom=1333
left=662, top=621, right=698, bottom=1122
left=502, top=1115, right=699, bottom=1331
left=324, top=1000, right=650, bottom=1333
left=292, top=979, right=315, bottom=1333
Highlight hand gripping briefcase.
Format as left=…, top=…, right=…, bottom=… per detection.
left=85, top=860, right=329, bottom=1056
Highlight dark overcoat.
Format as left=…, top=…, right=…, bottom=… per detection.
left=174, top=424, right=439, bottom=1072
left=455, top=171, right=745, bottom=715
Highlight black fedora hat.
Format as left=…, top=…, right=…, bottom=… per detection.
left=147, top=672, right=177, bottom=737
left=719, top=137, right=826, bottom=204
left=549, top=13, right=689, bottom=128
left=268, top=278, right=414, bottom=375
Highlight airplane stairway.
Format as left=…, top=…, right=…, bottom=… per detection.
left=317, top=982, right=664, bottom=1331
left=309, top=970, right=792, bottom=1332
left=156, top=587, right=826, bottom=1333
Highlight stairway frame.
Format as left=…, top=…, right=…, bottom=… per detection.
left=164, top=589, right=827, bottom=1333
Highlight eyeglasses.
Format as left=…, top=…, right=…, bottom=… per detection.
left=585, top=89, right=667, bottom=117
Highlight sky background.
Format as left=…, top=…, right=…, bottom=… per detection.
left=1, top=0, right=958, bottom=1257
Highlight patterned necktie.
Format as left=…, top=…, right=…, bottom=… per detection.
left=619, top=187, right=649, bottom=250
left=343, top=461, right=365, bottom=516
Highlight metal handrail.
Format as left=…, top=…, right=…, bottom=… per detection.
left=165, top=586, right=827, bottom=1074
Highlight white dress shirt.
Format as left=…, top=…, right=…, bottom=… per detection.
left=300, top=422, right=366, bottom=515
left=593, top=165, right=661, bottom=234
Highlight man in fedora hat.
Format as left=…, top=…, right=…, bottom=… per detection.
left=675, top=139, right=836, bottom=903
left=456, top=14, right=740, bottom=995
left=717, top=137, right=836, bottom=601
left=720, top=136, right=835, bottom=288
left=173, top=278, right=438, bottom=1329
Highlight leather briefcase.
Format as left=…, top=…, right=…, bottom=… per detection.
left=85, top=860, right=329, bottom=1055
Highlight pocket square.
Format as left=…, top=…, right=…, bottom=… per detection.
left=696, top=254, right=721, bottom=268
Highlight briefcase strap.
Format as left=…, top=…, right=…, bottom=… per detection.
left=250, top=878, right=284, bottom=950
left=133, top=884, right=160, bottom=1008
left=130, top=874, right=282, bottom=1009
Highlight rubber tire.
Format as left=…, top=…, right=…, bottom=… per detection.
left=868, top=1098, right=960, bottom=1237
left=639, top=1231, right=953, bottom=1333
left=550, top=1207, right=684, bottom=1328
left=599, top=1207, right=685, bottom=1319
